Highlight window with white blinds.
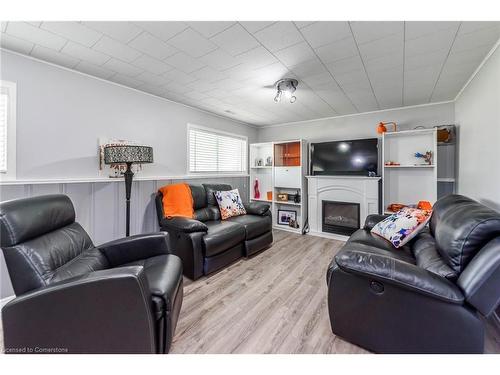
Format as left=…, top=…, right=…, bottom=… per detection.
left=188, top=125, right=247, bottom=173
left=0, top=90, right=9, bottom=172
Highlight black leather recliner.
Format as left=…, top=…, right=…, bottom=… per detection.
left=0, top=194, right=183, bottom=354
left=156, top=183, right=272, bottom=280
left=327, top=194, right=500, bottom=353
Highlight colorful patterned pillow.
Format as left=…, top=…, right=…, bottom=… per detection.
left=371, top=207, right=432, bottom=248
left=214, top=189, right=247, bottom=220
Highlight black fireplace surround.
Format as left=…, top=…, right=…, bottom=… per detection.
left=322, top=200, right=360, bottom=236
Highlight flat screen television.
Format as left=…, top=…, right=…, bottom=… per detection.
left=310, top=138, right=379, bottom=176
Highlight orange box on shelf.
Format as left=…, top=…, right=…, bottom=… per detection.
left=267, top=191, right=272, bottom=201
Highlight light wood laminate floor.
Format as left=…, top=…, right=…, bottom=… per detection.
left=1, top=230, right=499, bottom=353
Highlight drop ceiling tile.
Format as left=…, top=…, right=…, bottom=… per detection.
left=0, top=33, right=34, bottom=54
left=84, top=21, right=142, bottom=43
left=363, top=52, right=403, bottom=74
left=289, top=58, right=327, bottom=77
left=350, top=21, right=403, bottom=45
left=6, top=22, right=67, bottom=50
left=348, top=93, right=379, bottom=112
left=458, top=21, right=500, bottom=35
left=374, top=89, right=402, bottom=109
left=74, top=61, right=115, bottom=79
left=326, top=54, right=365, bottom=76
left=40, top=22, right=102, bottom=47
left=30, top=45, right=80, bottom=69
left=273, top=41, right=315, bottom=67
left=404, top=48, right=448, bottom=71
left=128, top=32, right=178, bottom=60
left=198, top=48, right=241, bottom=70
left=300, top=21, right=351, bottom=48
left=451, top=26, right=500, bottom=53
left=404, top=64, right=442, bottom=85
left=132, top=54, right=173, bottom=75
left=167, top=28, right=217, bottom=58
left=446, top=44, right=491, bottom=67
left=203, top=88, right=231, bottom=99
left=183, top=90, right=209, bottom=101
left=191, top=66, right=228, bottom=82
left=187, top=22, right=235, bottom=38
left=253, top=21, right=303, bottom=52
left=133, top=21, right=188, bottom=41
left=405, top=21, right=460, bottom=40
left=61, top=41, right=111, bottom=66
left=138, top=83, right=168, bottom=96
left=369, top=68, right=403, bottom=89
left=93, top=36, right=141, bottom=62
left=239, top=21, right=276, bottom=33
left=108, top=73, right=145, bottom=88
left=135, top=71, right=170, bottom=86
left=294, top=21, right=316, bottom=29
left=164, top=52, right=205, bottom=73
left=162, top=69, right=197, bottom=84
left=102, top=58, right=142, bottom=77
left=300, top=71, right=334, bottom=87
left=357, top=33, right=403, bottom=61
left=27, top=22, right=42, bottom=27
left=210, top=24, right=260, bottom=56
left=233, top=46, right=277, bottom=69
left=315, top=36, right=358, bottom=64
left=1, top=22, right=7, bottom=33
left=405, top=27, right=458, bottom=57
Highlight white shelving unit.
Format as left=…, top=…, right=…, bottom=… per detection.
left=382, top=128, right=438, bottom=213
left=249, top=140, right=307, bottom=234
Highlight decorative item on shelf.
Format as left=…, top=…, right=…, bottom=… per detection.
left=278, top=209, right=297, bottom=226
left=435, top=126, right=452, bottom=143
left=255, top=158, right=263, bottom=167
left=376, top=121, right=397, bottom=134
left=277, top=193, right=288, bottom=202
left=387, top=203, right=407, bottom=213
left=104, top=145, right=153, bottom=237
left=254, top=178, right=260, bottom=199
left=417, top=200, right=433, bottom=210
left=265, top=156, right=273, bottom=166
left=288, top=218, right=299, bottom=229
left=415, top=151, right=433, bottom=165
left=385, top=161, right=401, bottom=166
left=266, top=191, right=273, bottom=201
left=293, top=190, right=301, bottom=204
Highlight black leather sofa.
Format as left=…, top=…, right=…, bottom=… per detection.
left=0, top=194, right=183, bottom=354
left=327, top=194, right=500, bottom=353
left=156, top=183, right=272, bottom=280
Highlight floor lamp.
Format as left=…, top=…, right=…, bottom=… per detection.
left=104, top=145, right=153, bottom=236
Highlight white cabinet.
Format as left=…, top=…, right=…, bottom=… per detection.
left=274, top=166, right=301, bottom=189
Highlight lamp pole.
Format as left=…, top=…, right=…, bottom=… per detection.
left=124, top=162, right=134, bottom=237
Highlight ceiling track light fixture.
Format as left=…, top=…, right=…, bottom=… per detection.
left=274, top=78, right=298, bottom=103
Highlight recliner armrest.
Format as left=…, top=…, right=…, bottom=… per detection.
left=335, top=249, right=464, bottom=304
left=98, top=232, right=170, bottom=267
left=160, top=217, right=208, bottom=233
left=363, top=214, right=390, bottom=230
left=244, top=201, right=271, bottom=216
left=2, top=267, right=156, bottom=353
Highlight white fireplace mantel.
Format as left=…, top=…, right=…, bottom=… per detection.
left=306, top=175, right=381, bottom=239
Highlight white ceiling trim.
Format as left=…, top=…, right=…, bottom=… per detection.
left=0, top=47, right=258, bottom=129
left=453, top=36, right=500, bottom=101
left=257, top=99, right=455, bottom=129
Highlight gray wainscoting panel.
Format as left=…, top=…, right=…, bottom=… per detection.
left=0, top=176, right=249, bottom=299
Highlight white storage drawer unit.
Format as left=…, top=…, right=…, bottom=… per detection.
left=274, top=166, right=301, bottom=188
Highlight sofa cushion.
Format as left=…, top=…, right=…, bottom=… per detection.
left=202, top=183, right=232, bottom=206
left=123, top=254, right=183, bottom=314
left=412, top=229, right=458, bottom=281
left=214, top=189, right=247, bottom=220
left=158, top=183, right=194, bottom=219
left=202, top=220, right=246, bottom=257
left=226, top=214, right=272, bottom=240
left=347, top=229, right=415, bottom=263
left=430, top=194, right=500, bottom=273
left=189, top=184, right=207, bottom=210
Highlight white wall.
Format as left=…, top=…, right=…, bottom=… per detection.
left=455, top=43, right=500, bottom=211
left=0, top=50, right=257, bottom=180
left=258, top=102, right=455, bottom=143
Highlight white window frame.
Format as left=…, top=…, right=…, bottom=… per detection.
left=0, top=80, right=16, bottom=180
left=187, top=123, right=248, bottom=175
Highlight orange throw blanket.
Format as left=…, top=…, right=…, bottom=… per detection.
left=158, top=183, right=194, bottom=219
